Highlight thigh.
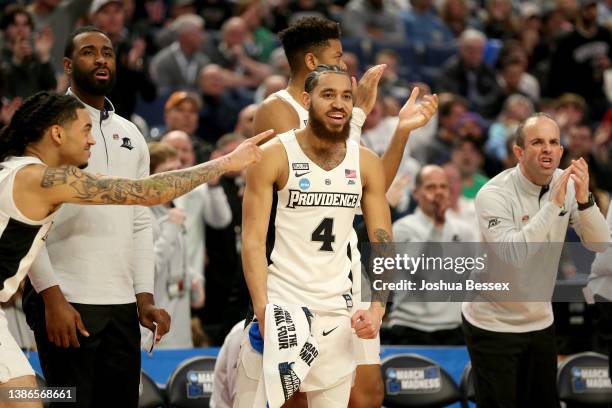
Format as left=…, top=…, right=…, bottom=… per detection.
left=306, top=373, right=352, bottom=408
left=462, top=317, right=526, bottom=408
left=348, top=364, right=383, bottom=408
left=0, top=375, right=42, bottom=408
left=523, top=326, right=559, bottom=408
left=0, top=315, right=35, bottom=384
left=92, top=304, right=141, bottom=408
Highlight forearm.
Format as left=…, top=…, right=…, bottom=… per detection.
left=381, top=125, right=410, bottom=191
left=349, top=107, right=366, bottom=143
left=576, top=205, right=610, bottom=251
left=242, top=244, right=269, bottom=320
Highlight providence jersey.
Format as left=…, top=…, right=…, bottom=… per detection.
left=268, top=131, right=361, bottom=314
left=272, top=90, right=309, bottom=128
left=0, top=156, right=57, bottom=302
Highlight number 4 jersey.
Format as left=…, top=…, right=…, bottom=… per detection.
left=267, top=130, right=362, bottom=315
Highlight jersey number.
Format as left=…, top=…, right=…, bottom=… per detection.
left=312, top=218, right=335, bottom=251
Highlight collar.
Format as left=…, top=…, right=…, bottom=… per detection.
left=514, top=164, right=546, bottom=197
left=67, top=87, right=115, bottom=122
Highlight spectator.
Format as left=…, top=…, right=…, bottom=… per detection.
left=160, top=130, right=233, bottom=330
left=89, top=0, right=157, bottom=118
left=553, top=93, right=588, bottom=143
left=201, top=133, right=250, bottom=345
left=443, top=162, right=478, bottom=224
left=163, top=90, right=213, bottom=163
left=199, top=0, right=233, bottom=31
left=342, top=0, right=405, bottom=42
left=210, top=320, right=245, bottom=407
left=439, top=0, right=479, bottom=38
left=206, top=17, right=272, bottom=87
left=149, top=13, right=209, bottom=95
left=375, top=49, right=412, bottom=100
left=411, top=93, right=468, bottom=164
left=387, top=165, right=476, bottom=345
left=342, top=51, right=361, bottom=79
left=450, top=137, right=489, bottom=199
left=253, top=74, right=288, bottom=103
left=27, top=0, right=93, bottom=72
left=145, top=142, right=201, bottom=348
left=234, top=104, right=258, bottom=138
left=547, top=0, right=612, bottom=120
left=485, top=94, right=535, bottom=163
left=480, top=0, right=519, bottom=40
left=436, top=28, right=502, bottom=118
left=401, top=0, right=454, bottom=46
left=598, top=0, right=612, bottom=31
left=0, top=6, right=56, bottom=99
left=562, top=124, right=612, bottom=193
left=197, top=64, right=253, bottom=143
left=235, top=0, right=277, bottom=63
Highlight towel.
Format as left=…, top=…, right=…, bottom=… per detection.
left=250, top=304, right=319, bottom=408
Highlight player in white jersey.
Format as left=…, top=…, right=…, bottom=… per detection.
left=0, top=92, right=272, bottom=407
left=254, top=17, right=438, bottom=408
left=238, top=65, right=393, bottom=407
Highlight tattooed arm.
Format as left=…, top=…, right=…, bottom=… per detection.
left=19, top=130, right=273, bottom=214
left=351, top=147, right=393, bottom=339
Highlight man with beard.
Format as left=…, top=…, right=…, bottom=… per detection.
left=22, top=27, right=164, bottom=407
left=237, top=65, right=391, bottom=408
left=253, top=17, right=438, bottom=408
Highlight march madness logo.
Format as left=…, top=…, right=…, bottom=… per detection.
left=286, top=190, right=359, bottom=208
left=386, top=366, right=442, bottom=395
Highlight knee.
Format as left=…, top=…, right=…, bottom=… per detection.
left=348, top=378, right=384, bottom=408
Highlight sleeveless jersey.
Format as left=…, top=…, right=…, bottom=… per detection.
left=0, top=156, right=57, bottom=302
left=272, top=89, right=309, bottom=129
left=267, top=130, right=361, bottom=314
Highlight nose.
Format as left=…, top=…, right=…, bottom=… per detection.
left=88, top=132, right=96, bottom=146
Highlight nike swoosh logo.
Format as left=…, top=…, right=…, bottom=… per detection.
left=322, top=326, right=339, bottom=336
left=295, top=171, right=311, bottom=177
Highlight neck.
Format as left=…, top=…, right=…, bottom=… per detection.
left=179, top=42, right=194, bottom=58
left=23, top=145, right=58, bottom=167
left=71, top=85, right=106, bottom=111
left=519, top=163, right=553, bottom=186
left=299, top=126, right=345, bottom=153
left=577, top=20, right=597, bottom=37
left=287, top=73, right=308, bottom=106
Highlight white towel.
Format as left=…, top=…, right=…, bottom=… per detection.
left=254, top=304, right=319, bottom=408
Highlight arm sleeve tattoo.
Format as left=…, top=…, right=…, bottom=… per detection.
left=41, top=159, right=228, bottom=206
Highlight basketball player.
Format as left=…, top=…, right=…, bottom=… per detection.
left=238, top=65, right=391, bottom=408
left=253, top=17, right=438, bottom=407
left=0, top=91, right=271, bottom=408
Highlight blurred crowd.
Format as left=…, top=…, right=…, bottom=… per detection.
left=0, top=0, right=611, bottom=353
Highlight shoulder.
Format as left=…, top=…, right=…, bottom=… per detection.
left=392, top=214, right=418, bottom=233
left=257, top=94, right=296, bottom=116
left=14, top=163, right=47, bottom=186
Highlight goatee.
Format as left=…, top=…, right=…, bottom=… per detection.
left=308, top=106, right=351, bottom=142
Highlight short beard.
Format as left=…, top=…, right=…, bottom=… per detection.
left=72, top=66, right=116, bottom=96
left=308, top=106, right=351, bottom=142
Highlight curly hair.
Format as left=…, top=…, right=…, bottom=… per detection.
left=0, top=91, right=85, bottom=161
left=278, top=17, right=341, bottom=72
left=304, top=64, right=349, bottom=93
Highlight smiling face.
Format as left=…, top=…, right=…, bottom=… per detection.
left=67, top=31, right=117, bottom=96
left=304, top=72, right=353, bottom=142
left=513, top=115, right=563, bottom=185
left=57, top=108, right=95, bottom=169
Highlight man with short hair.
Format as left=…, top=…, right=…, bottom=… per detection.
left=0, top=90, right=270, bottom=408
left=387, top=165, right=475, bottom=345
left=253, top=17, right=437, bottom=408
left=239, top=65, right=391, bottom=408
left=463, top=113, right=609, bottom=407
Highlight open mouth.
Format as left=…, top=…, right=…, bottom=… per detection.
left=327, top=111, right=345, bottom=125
left=540, top=157, right=554, bottom=168
left=94, top=69, right=110, bottom=80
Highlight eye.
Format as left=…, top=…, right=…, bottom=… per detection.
left=343, top=94, right=352, bottom=101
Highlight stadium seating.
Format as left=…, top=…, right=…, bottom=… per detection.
left=380, top=353, right=463, bottom=407
left=557, top=352, right=612, bottom=406
left=165, top=355, right=217, bottom=407
left=139, top=370, right=166, bottom=408
left=458, top=361, right=475, bottom=407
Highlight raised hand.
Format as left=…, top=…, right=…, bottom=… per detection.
left=352, top=64, right=386, bottom=115
left=34, top=27, right=54, bottom=63
left=570, top=158, right=590, bottom=204
left=224, top=129, right=275, bottom=172
left=550, top=166, right=572, bottom=208
left=398, top=87, right=438, bottom=133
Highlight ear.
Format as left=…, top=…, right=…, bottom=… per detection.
left=304, top=52, right=318, bottom=71
left=512, top=144, right=523, bottom=161
left=302, top=91, right=311, bottom=110
left=63, top=57, right=72, bottom=75
left=50, top=125, right=63, bottom=145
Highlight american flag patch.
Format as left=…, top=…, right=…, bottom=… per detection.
left=345, top=169, right=356, bottom=178
left=113, top=133, right=119, bottom=140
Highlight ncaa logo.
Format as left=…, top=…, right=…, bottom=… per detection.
left=299, top=178, right=310, bottom=190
